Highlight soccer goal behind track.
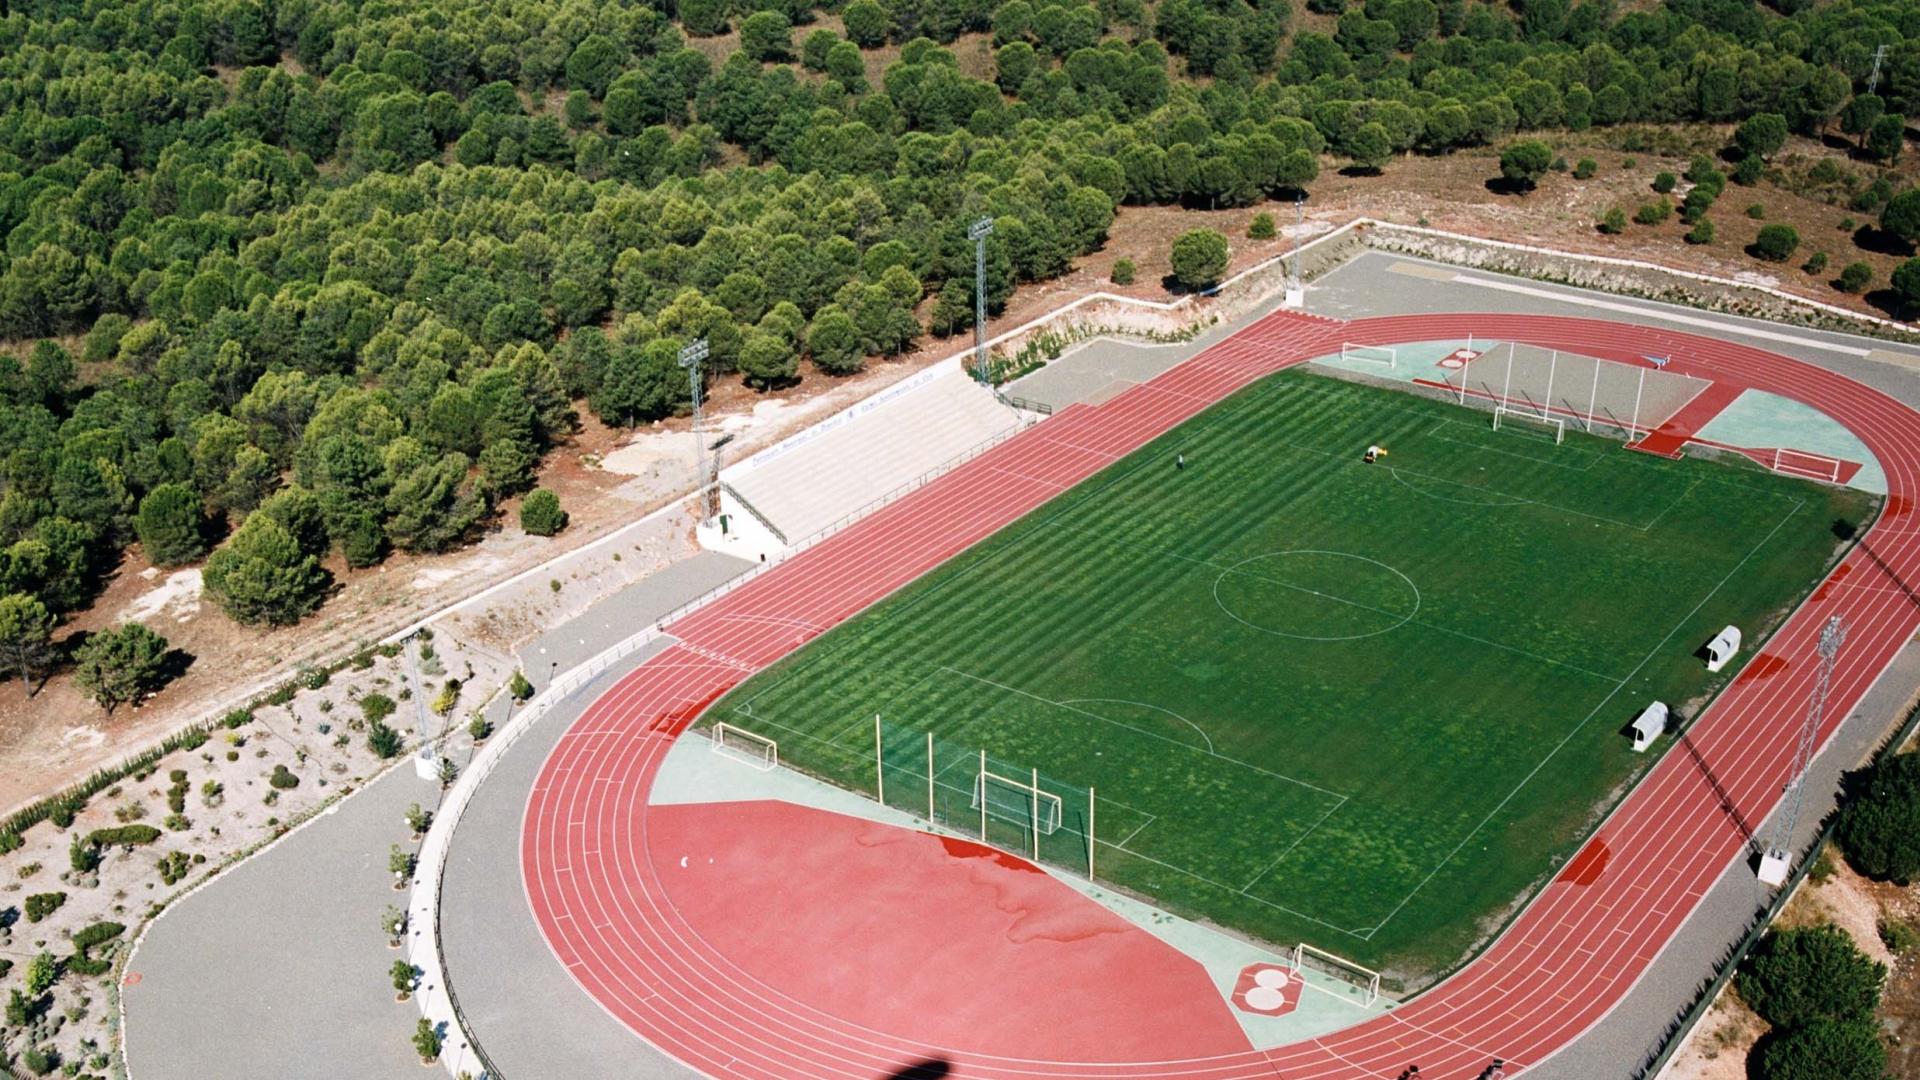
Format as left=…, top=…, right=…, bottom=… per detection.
left=1341, top=342, right=1398, bottom=370
left=1771, top=448, right=1844, bottom=483
left=1290, top=942, right=1383, bottom=1005
left=710, top=722, right=779, bottom=771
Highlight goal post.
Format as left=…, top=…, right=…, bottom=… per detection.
left=1492, top=406, right=1565, bottom=445
left=710, top=722, right=778, bottom=771
left=1290, top=942, right=1383, bottom=1005
left=1340, top=342, right=1397, bottom=370
left=1771, top=448, right=1844, bottom=483
left=973, top=763, right=1064, bottom=844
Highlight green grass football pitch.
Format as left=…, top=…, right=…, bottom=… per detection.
left=710, top=369, right=1874, bottom=979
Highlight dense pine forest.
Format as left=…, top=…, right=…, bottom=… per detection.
left=0, top=0, right=1917, bottom=654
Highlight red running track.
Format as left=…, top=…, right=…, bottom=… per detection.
left=522, top=309, right=1920, bottom=1079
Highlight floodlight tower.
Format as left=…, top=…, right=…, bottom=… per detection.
left=1868, top=44, right=1888, bottom=96
left=679, top=338, right=716, bottom=521
left=968, top=216, right=994, bottom=384
left=1757, top=615, right=1845, bottom=886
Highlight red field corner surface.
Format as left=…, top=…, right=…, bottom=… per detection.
left=523, top=310, right=1920, bottom=1079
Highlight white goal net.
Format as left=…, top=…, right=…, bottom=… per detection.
left=1492, top=406, right=1565, bottom=444
left=1291, top=942, right=1383, bottom=1005
left=1341, top=342, right=1397, bottom=369
left=972, top=769, right=1063, bottom=837
left=711, top=722, right=778, bottom=771
left=1771, top=448, right=1843, bottom=483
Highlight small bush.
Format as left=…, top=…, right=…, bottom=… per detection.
left=1879, top=917, right=1920, bottom=955
left=509, top=670, right=533, bottom=700
left=1840, top=216, right=1856, bottom=231
left=24, top=892, right=66, bottom=922
left=1634, top=201, right=1672, bottom=225
left=468, top=714, right=492, bottom=742
left=1652, top=171, right=1676, bottom=193
left=1686, top=220, right=1716, bottom=245
left=300, top=667, right=328, bottom=690
left=162, top=813, right=190, bottom=831
left=1803, top=251, right=1829, bottom=274
left=269, top=765, right=300, bottom=790
left=156, top=851, right=191, bottom=885
left=1732, top=155, right=1763, bottom=184
left=86, top=824, right=161, bottom=848
left=1573, top=158, right=1596, bottom=179
left=264, top=683, right=296, bottom=707
left=1110, top=258, right=1135, bottom=285
left=1246, top=212, right=1276, bottom=239
left=19, top=1047, right=53, bottom=1077
left=1752, top=224, right=1801, bottom=262
left=519, top=489, right=567, bottom=537
left=1598, top=207, right=1628, bottom=234
left=1747, top=203, right=1767, bottom=219
left=0, top=832, right=19, bottom=854
left=68, top=837, right=99, bottom=874
left=431, top=679, right=461, bottom=716
left=368, top=720, right=404, bottom=759
left=1838, top=262, right=1873, bottom=293
left=221, top=709, right=251, bottom=730
left=359, top=694, right=396, bottom=724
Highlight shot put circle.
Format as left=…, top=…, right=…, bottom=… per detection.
left=1212, top=550, right=1420, bottom=641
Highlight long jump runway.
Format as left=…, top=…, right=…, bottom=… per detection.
left=519, top=309, right=1920, bottom=1079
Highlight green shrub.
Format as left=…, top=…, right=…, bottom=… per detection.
left=1837, top=750, right=1920, bottom=881
left=69, top=837, right=100, bottom=873
left=24, top=950, right=57, bottom=995
left=509, top=670, right=533, bottom=700
left=269, top=764, right=299, bottom=790
left=156, top=851, right=191, bottom=885
left=1878, top=917, right=1920, bottom=955
left=1246, top=212, right=1276, bottom=239
left=1838, top=262, right=1873, bottom=293
left=1573, top=158, right=1596, bottom=179
left=368, top=720, right=404, bottom=759
left=1747, top=203, right=1767, bottom=219
left=1634, top=201, right=1672, bottom=225
left=19, top=1046, right=53, bottom=1077
left=1738, top=924, right=1884, bottom=1030
left=1169, top=229, right=1230, bottom=290
left=1598, top=207, right=1628, bottom=234
left=1110, top=258, right=1135, bottom=285
left=1803, top=251, right=1829, bottom=274
left=1652, top=171, right=1676, bottom=193
left=360, top=694, right=396, bottom=724
left=1686, top=220, right=1716, bottom=245
left=24, top=892, right=66, bottom=922
left=519, top=489, right=567, bottom=537
left=264, top=683, right=296, bottom=707
left=1756, top=1017, right=1887, bottom=1080
left=86, top=824, right=161, bottom=848
left=1752, top=224, right=1800, bottom=262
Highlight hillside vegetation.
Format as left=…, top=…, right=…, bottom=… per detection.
left=0, top=0, right=1916, bottom=657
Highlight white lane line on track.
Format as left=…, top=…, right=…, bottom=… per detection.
left=518, top=310, right=1920, bottom=1080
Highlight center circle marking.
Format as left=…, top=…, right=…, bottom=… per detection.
left=1212, top=550, right=1421, bottom=641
